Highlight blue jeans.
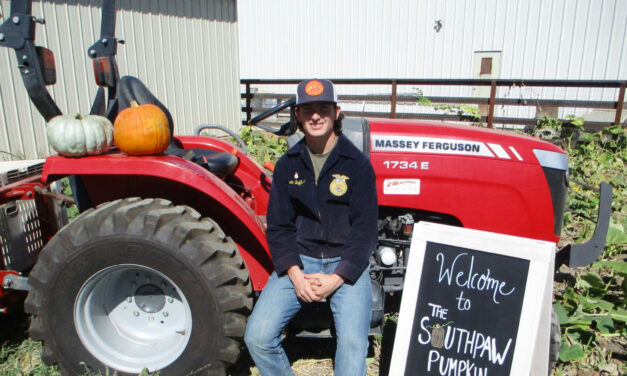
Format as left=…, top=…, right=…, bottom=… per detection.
left=244, top=255, right=372, bottom=376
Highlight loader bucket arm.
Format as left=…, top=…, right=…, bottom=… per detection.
left=0, top=0, right=62, bottom=121
left=88, top=0, right=121, bottom=118
left=556, top=182, right=613, bottom=268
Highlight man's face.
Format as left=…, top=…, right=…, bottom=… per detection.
left=295, top=102, right=341, bottom=139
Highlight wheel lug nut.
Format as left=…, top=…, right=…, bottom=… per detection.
left=149, top=316, right=155, bottom=322
left=167, top=297, right=174, bottom=303
left=163, top=311, right=169, bottom=317
left=127, top=297, right=132, bottom=303
left=133, top=310, right=139, bottom=317
left=146, top=276, right=151, bottom=282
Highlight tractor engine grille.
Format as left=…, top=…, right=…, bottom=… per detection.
left=0, top=200, right=44, bottom=272
left=0, top=160, right=44, bottom=187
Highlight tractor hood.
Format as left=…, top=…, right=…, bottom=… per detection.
left=368, top=118, right=566, bottom=168
left=363, top=118, right=569, bottom=244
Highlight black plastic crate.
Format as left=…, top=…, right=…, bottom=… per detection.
left=0, top=200, right=43, bottom=272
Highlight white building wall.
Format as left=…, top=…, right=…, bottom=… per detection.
left=0, top=0, right=240, bottom=161
left=238, top=0, right=627, bottom=119
left=239, top=0, right=626, bottom=80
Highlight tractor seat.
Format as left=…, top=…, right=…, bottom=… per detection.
left=116, top=76, right=238, bottom=178
left=165, top=143, right=239, bottom=178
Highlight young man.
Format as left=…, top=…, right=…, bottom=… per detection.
left=244, top=79, right=378, bottom=376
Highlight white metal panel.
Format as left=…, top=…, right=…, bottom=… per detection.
left=1, top=0, right=240, bottom=161
left=238, top=0, right=626, bottom=122
left=238, top=1, right=626, bottom=78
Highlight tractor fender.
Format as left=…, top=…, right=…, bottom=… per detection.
left=41, top=153, right=272, bottom=289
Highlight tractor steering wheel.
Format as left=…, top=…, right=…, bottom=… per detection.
left=194, top=124, right=248, bottom=155
left=247, top=97, right=298, bottom=136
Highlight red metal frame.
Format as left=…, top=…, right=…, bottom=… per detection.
left=41, top=149, right=273, bottom=290
left=369, top=119, right=563, bottom=244
left=0, top=271, right=22, bottom=313
left=3, top=122, right=565, bottom=294
left=177, top=136, right=271, bottom=216
left=0, top=178, right=43, bottom=202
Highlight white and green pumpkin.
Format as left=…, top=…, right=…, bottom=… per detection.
left=46, top=113, right=114, bottom=157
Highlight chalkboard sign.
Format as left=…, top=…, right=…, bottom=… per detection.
left=390, top=222, right=556, bottom=376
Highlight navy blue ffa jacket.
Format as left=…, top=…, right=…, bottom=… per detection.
left=266, top=134, right=378, bottom=284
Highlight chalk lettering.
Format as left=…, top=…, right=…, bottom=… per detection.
left=418, top=316, right=431, bottom=345
left=491, top=338, right=512, bottom=365
left=436, top=252, right=515, bottom=304
left=428, top=303, right=449, bottom=319
left=427, top=349, right=488, bottom=376
left=456, top=290, right=472, bottom=311
left=438, top=325, right=513, bottom=365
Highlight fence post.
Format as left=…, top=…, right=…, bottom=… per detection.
left=487, top=80, right=497, bottom=128
left=391, top=80, right=397, bottom=119
left=245, top=82, right=252, bottom=125
left=615, top=82, right=626, bottom=126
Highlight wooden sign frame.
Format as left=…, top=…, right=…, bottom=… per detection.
left=390, top=222, right=556, bottom=376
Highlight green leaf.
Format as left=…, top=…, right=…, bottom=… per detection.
left=606, top=223, right=627, bottom=246
left=554, top=303, right=569, bottom=325
left=609, top=307, right=627, bottom=323
left=596, top=298, right=615, bottom=311
left=580, top=271, right=605, bottom=289
left=560, top=343, right=585, bottom=362
left=565, top=332, right=581, bottom=342
left=563, top=286, right=576, bottom=300
left=571, top=293, right=605, bottom=311
left=594, top=315, right=615, bottom=334
left=593, top=260, right=627, bottom=275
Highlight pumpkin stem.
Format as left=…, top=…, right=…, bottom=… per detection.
left=130, top=100, right=139, bottom=107
left=74, top=113, right=83, bottom=120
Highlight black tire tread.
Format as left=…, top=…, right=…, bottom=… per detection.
left=549, top=306, right=561, bottom=373
left=25, top=197, right=253, bottom=375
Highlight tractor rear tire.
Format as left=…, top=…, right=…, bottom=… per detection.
left=25, top=198, right=252, bottom=375
left=548, top=306, right=561, bottom=372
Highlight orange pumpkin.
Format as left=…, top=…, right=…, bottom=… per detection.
left=114, top=101, right=170, bottom=155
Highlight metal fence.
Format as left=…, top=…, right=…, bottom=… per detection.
left=241, top=79, right=627, bottom=130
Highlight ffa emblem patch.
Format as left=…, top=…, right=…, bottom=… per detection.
left=289, top=179, right=306, bottom=186
left=330, top=174, right=349, bottom=196
left=289, top=171, right=305, bottom=185
left=305, top=80, right=324, bottom=96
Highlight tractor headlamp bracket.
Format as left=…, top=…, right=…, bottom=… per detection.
left=0, top=13, right=36, bottom=50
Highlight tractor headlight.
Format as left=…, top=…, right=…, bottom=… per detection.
left=533, top=149, right=569, bottom=236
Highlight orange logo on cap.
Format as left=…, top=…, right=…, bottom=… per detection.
left=305, top=80, right=324, bottom=96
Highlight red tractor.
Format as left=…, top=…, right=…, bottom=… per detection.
left=0, top=1, right=612, bottom=375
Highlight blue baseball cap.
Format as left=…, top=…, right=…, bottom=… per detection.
left=296, top=79, right=338, bottom=106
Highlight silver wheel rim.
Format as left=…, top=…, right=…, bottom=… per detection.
left=74, top=264, right=193, bottom=373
